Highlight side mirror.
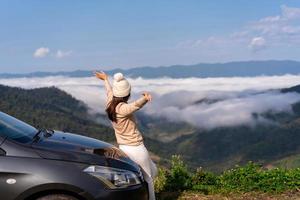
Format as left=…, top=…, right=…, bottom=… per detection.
left=0, top=148, right=6, bottom=156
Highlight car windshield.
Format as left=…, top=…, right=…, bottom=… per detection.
left=0, top=111, right=37, bottom=143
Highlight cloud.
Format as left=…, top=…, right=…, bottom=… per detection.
left=0, top=75, right=299, bottom=130
left=247, top=5, right=300, bottom=43
left=147, top=91, right=300, bottom=129
left=281, top=5, right=300, bottom=20
left=177, top=5, right=300, bottom=56
left=259, top=16, right=281, bottom=23
left=33, top=48, right=72, bottom=59
left=33, top=47, right=50, bottom=58
left=56, top=50, right=72, bottom=58
left=248, top=37, right=266, bottom=52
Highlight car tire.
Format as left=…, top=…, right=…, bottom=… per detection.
left=36, top=194, right=79, bottom=200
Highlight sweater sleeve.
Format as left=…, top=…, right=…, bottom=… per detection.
left=117, top=96, right=148, bottom=116
left=104, top=79, right=113, bottom=108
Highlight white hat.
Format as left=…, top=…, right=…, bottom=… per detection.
left=112, top=73, right=131, bottom=97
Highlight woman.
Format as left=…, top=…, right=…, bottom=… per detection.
left=95, top=71, right=157, bottom=200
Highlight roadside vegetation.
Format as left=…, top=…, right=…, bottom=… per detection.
left=155, top=155, right=300, bottom=200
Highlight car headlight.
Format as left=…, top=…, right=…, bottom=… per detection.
left=83, top=165, right=141, bottom=189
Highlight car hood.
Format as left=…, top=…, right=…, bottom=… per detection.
left=32, top=131, right=139, bottom=172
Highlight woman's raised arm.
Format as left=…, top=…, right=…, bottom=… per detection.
left=94, top=71, right=113, bottom=103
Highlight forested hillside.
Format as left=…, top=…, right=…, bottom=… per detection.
left=0, top=85, right=114, bottom=142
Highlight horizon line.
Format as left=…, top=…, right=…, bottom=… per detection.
left=0, top=59, right=300, bottom=75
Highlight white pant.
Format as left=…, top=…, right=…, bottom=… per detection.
left=119, top=143, right=157, bottom=200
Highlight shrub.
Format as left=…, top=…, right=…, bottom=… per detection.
left=219, top=162, right=262, bottom=192
left=154, top=167, right=168, bottom=193
left=154, top=155, right=300, bottom=195
left=190, top=167, right=219, bottom=194
left=258, top=167, right=300, bottom=192
left=165, top=155, right=191, bottom=191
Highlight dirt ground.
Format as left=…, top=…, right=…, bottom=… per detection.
left=158, top=191, right=300, bottom=200
left=178, top=192, right=300, bottom=200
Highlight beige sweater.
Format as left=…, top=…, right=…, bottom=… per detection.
left=104, top=79, right=148, bottom=146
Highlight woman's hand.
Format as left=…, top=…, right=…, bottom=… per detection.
left=94, top=71, right=108, bottom=81
left=142, top=92, right=152, bottom=102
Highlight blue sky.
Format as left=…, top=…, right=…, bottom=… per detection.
left=1, top=0, right=300, bottom=73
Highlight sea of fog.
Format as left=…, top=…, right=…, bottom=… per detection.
left=0, top=74, right=300, bottom=129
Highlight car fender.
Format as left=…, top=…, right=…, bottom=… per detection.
left=15, top=183, right=94, bottom=200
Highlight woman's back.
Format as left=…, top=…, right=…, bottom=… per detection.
left=111, top=100, right=147, bottom=146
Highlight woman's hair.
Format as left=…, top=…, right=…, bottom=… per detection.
left=106, top=94, right=130, bottom=122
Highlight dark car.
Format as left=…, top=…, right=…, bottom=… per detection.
left=0, top=111, right=148, bottom=200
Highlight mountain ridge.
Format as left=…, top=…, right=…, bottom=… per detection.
left=1, top=60, right=300, bottom=78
